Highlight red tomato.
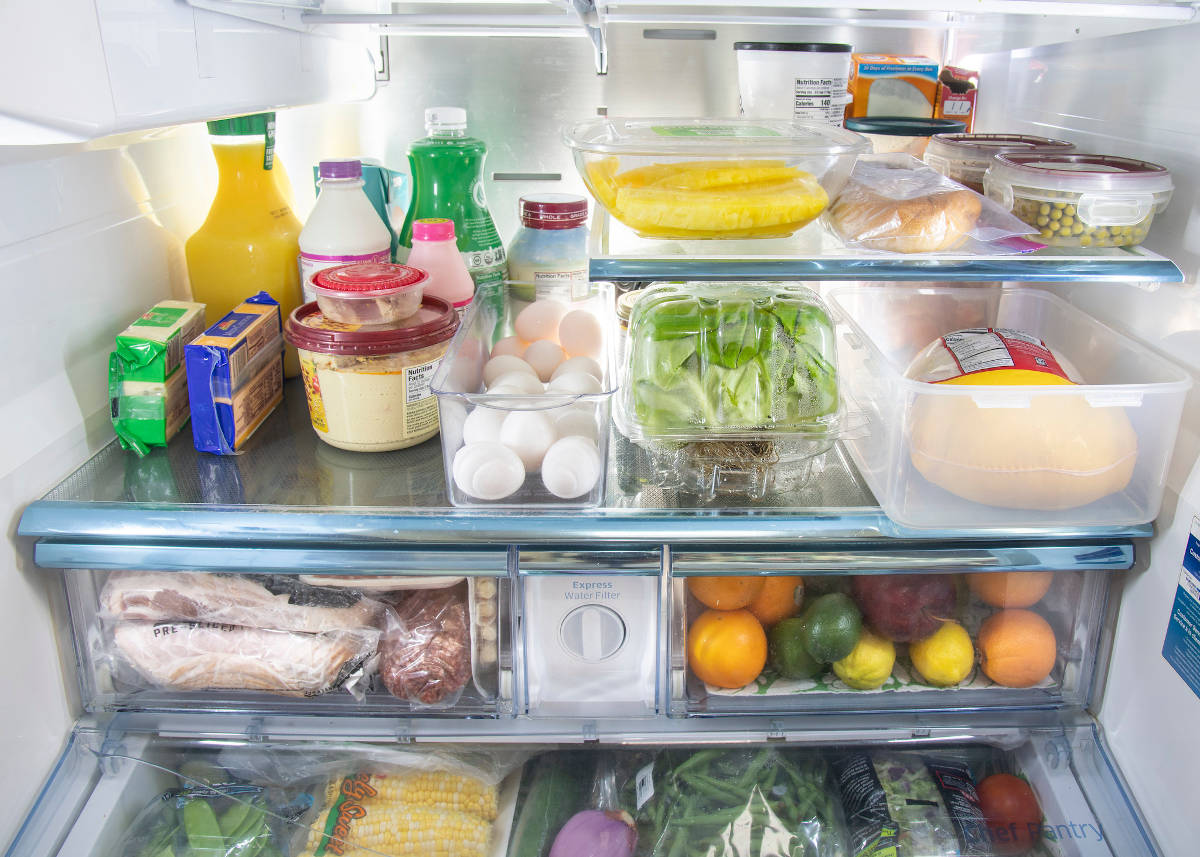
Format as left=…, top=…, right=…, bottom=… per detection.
left=978, top=773, right=1042, bottom=855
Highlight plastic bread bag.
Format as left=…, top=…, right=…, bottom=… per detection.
left=99, top=570, right=388, bottom=634
left=826, top=155, right=1042, bottom=254
left=378, top=582, right=473, bottom=707
left=830, top=750, right=992, bottom=857
left=614, top=747, right=848, bottom=857
left=109, top=620, right=380, bottom=700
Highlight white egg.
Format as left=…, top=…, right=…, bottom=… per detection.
left=558, top=309, right=604, bottom=359
left=500, top=411, right=558, bottom=472
left=486, top=371, right=544, bottom=395
left=541, top=436, right=603, bottom=499
left=552, top=404, right=598, bottom=441
left=546, top=371, right=603, bottom=395
left=483, top=355, right=537, bottom=387
left=452, top=442, right=525, bottom=500
left=490, top=336, right=527, bottom=359
left=514, top=300, right=569, bottom=344
left=523, top=339, right=567, bottom=382
left=462, top=406, right=508, bottom=445
left=550, top=356, right=604, bottom=383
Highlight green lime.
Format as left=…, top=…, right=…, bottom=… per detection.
left=769, top=618, right=823, bottom=679
left=801, top=592, right=862, bottom=663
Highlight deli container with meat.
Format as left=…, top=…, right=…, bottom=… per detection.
left=64, top=569, right=512, bottom=716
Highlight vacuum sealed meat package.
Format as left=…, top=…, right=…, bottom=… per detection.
left=112, top=621, right=379, bottom=698
left=379, top=583, right=473, bottom=705
left=101, top=570, right=386, bottom=633
left=827, top=157, right=1037, bottom=254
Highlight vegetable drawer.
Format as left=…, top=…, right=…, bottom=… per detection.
left=829, top=286, right=1190, bottom=530
left=60, top=568, right=514, bottom=718
left=670, top=564, right=1114, bottom=716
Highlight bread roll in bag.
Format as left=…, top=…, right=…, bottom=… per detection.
left=905, top=328, right=1138, bottom=510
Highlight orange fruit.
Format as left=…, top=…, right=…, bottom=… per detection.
left=748, top=576, right=804, bottom=626
left=687, top=608, right=768, bottom=689
left=967, top=571, right=1054, bottom=608
left=687, top=576, right=765, bottom=611
left=978, top=609, right=1057, bottom=688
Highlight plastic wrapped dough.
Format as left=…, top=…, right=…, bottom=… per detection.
left=827, top=157, right=1034, bottom=254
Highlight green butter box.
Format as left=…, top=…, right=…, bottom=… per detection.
left=114, top=300, right=206, bottom=383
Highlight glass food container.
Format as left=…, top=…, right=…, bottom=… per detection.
left=285, top=297, right=458, bottom=452
left=983, top=153, right=1174, bottom=248
left=563, top=117, right=869, bottom=240
left=923, top=133, right=1075, bottom=193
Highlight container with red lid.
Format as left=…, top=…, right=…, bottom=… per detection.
left=506, top=193, right=590, bottom=304
left=984, top=153, right=1174, bottom=248
left=310, top=262, right=428, bottom=325
left=284, top=297, right=458, bottom=452
left=923, top=133, right=1075, bottom=192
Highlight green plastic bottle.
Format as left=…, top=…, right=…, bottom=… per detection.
left=399, top=107, right=506, bottom=300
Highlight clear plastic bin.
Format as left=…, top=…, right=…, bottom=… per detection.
left=829, top=286, right=1190, bottom=530
left=431, top=285, right=616, bottom=508
left=983, top=153, right=1173, bottom=248
left=563, top=117, right=869, bottom=240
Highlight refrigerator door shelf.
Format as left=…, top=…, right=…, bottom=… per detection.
left=63, top=570, right=514, bottom=719
left=5, top=715, right=1163, bottom=857
left=670, top=567, right=1113, bottom=717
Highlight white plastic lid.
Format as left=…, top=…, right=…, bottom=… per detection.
left=426, top=106, right=467, bottom=132
left=925, top=134, right=1075, bottom=170
left=986, top=153, right=1173, bottom=195
left=563, top=117, right=870, bottom=157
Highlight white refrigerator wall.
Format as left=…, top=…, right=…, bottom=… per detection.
left=976, top=22, right=1200, bottom=857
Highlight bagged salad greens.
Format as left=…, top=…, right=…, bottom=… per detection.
left=625, top=284, right=840, bottom=439
left=830, top=751, right=991, bottom=857
left=614, top=747, right=848, bottom=857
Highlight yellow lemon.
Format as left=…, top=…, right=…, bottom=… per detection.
left=910, top=621, right=975, bottom=687
left=832, top=629, right=896, bottom=690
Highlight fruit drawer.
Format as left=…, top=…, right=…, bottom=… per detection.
left=61, top=567, right=514, bottom=717
left=670, top=565, right=1112, bottom=716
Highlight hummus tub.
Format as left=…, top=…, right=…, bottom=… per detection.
left=285, top=297, right=458, bottom=452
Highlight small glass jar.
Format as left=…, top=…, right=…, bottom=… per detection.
left=506, top=194, right=590, bottom=305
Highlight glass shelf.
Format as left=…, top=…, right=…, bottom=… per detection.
left=18, top=381, right=1149, bottom=566
left=589, top=211, right=1185, bottom=283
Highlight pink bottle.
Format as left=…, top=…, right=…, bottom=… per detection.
left=407, top=218, right=474, bottom=317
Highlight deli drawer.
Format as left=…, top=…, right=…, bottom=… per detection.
left=60, top=564, right=514, bottom=718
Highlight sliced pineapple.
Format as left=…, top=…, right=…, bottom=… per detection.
left=584, top=157, right=621, bottom=213
left=613, top=159, right=796, bottom=190
left=614, top=174, right=828, bottom=235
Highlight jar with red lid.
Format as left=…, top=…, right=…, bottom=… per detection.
left=506, top=193, right=590, bottom=305
left=284, top=297, right=459, bottom=452
left=310, top=261, right=428, bottom=325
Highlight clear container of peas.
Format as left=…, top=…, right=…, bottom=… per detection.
left=984, top=153, right=1173, bottom=248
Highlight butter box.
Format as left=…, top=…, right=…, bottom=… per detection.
left=185, top=292, right=284, bottom=455
left=109, top=359, right=191, bottom=456
left=113, top=300, right=206, bottom=383
left=848, top=54, right=938, bottom=119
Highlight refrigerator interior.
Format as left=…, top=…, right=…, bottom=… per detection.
left=2, top=5, right=1200, bottom=856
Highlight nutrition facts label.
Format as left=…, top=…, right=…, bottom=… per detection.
left=405, top=359, right=438, bottom=404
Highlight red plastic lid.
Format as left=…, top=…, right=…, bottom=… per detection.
left=285, top=297, right=458, bottom=356
left=520, top=194, right=588, bottom=230
left=311, top=262, right=428, bottom=295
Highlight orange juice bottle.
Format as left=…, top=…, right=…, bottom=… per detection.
left=186, top=112, right=303, bottom=376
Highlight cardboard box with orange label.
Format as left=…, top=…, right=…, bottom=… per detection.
left=848, top=55, right=938, bottom=119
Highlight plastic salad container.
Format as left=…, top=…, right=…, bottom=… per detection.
left=563, top=117, right=870, bottom=239
left=829, top=285, right=1190, bottom=530
left=843, top=117, right=965, bottom=158
left=431, top=283, right=616, bottom=508
left=983, top=153, right=1174, bottom=247
left=310, top=262, right=428, bottom=325
left=619, top=282, right=843, bottom=499
left=923, top=133, right=1074, bottom=193
left=285, top=297, right=458, bottom=452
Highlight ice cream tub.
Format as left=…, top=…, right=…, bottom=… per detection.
left=285, top=297, right=459, bottom=452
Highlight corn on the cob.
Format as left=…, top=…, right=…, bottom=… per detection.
left=361, top=772, right=499, bottom=820
left=303, top=805, right=491, bottom=857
